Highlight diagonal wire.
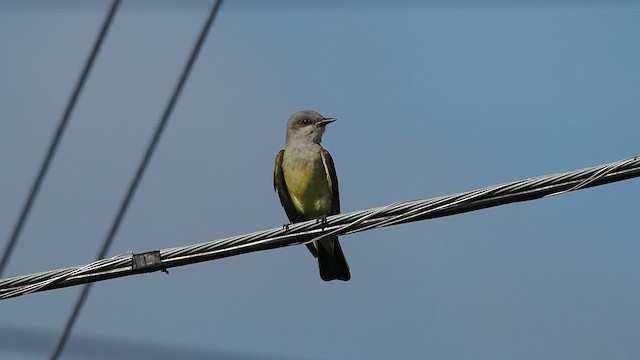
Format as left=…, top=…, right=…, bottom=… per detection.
left=0, top=156, right=637, bottom=300
left=0, top=0, right=121, bottom=278
left=48, top=1, right=226, bottom=359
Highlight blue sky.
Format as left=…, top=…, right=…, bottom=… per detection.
left=1, top=1, right=639, bottom=359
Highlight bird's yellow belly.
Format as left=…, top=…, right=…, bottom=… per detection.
left=282, top=150, right=332, bottom=218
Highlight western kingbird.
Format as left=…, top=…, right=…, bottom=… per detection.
left=273, top=110, right=351, bottom=281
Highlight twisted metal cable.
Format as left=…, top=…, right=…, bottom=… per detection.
left=0, top=156, right=638, bottom=300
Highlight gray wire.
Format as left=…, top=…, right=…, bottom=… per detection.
left=48, top=1, right=225, bottom=359
left=1, top=156, right=637, bottom=301
left=0, top=0, right=120, bottom=278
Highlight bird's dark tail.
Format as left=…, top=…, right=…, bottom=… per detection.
left=317, top=237, right=351, bottom=281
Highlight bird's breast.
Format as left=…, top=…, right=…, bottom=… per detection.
left=282, top=146, right=332, bottom=218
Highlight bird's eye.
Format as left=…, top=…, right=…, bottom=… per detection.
left=301, top=119, right=310, bottom=125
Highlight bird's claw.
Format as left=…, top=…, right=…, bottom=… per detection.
left=318, top=215, right=328, bottom=230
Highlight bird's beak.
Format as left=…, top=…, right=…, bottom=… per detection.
left=317, top=118, right=336, bottom=127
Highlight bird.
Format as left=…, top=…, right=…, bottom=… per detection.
left=273, top=110, right=351, bottom=281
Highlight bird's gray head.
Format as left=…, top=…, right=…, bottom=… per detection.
left=285, top=110, right=336, bottom=145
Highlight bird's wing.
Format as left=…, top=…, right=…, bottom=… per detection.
left=320, top=148, right=340, bottom=215
left=274, top=149, right=302, bottom=222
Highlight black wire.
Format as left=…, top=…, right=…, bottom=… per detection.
left=0, top=0, right=121, bottom=278
left=48, top=1, right=226, bottom=359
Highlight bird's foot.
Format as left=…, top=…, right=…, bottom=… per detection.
left=317, top=215, right=328, bottom=230
left=282, top=223, right=291, bottom=231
